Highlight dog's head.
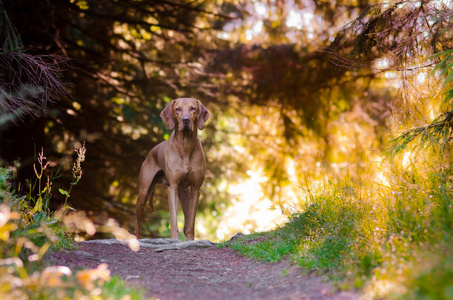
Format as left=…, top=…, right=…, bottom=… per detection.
left=160, top=98, right=209, bottom=132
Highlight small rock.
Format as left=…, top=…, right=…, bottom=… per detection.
left=138, top=238, right=182, bottom=249
left=77, top=239, right=122, bottom=245
left=76, top=238, right=216, bottom=252
left=177, top=240, right=216, bottom=249
left=155, top=239, right=216, bottom=252
left=308, top=269, right=318, bottom=276
left=228, top=232, right=244, bottom=242
left=140, top=238, right=180, bottom=245
left=154, top=245, right=180, bottom=252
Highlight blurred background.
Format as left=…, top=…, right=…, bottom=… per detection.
left=1, top=0, right=451, bottom=241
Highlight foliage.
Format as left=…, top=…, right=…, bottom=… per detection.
left=336, top=1, right=453, bottom=158
left=222, top=225, right=301, bottom=263
left=0, top=145, right=144, bottom=299
left=0, top=0, right=22, bottom=53
left=387, top=110, right=453, bottom=156
left=1, top=2, right=453, bottom=298
left=0, top=0, right=395, bottom=236
left=101, top=276, right=145, bottom=300
left=227, top=155, right=453, bottom=298
left=431, top=49, right=453, bottom=102
left=0, top=0, right=237, bottom=236
left=224, top=2, right=453, bottom=297
left=0, top=1, right=70, bottom=122
left=388, top=48, right=453, bottom=156
left=0, top=0, right=396, bottom=238
left=0, top=51, right=71, bottom=120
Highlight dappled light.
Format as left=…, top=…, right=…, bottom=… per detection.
left=1, top=0, right=453, bottom=298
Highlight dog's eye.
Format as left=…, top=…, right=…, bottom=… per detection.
left=175, top=107, right=182, bottom=113
left=190, top=107, right=196, bottom=112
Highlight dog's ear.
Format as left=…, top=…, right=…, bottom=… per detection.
left=196, top=100, right=210, bottom=130
left=160, top=100, right=175, bottom=129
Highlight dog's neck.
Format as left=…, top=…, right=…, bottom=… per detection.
left=171, top=128, right=198, bottom=155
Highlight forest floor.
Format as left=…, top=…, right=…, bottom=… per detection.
left=45, top=238, right=360, bottom=300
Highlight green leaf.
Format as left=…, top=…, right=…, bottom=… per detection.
left=64, top=205, right=76, bottom=211
left=59, top=188, right=70, bottom=197
left=444, top=89, right=453, bottom=105
left=437, top=55, right=453, bottom=71
left=31, top=196, right=43, bottom=214
left=440, top=61, right=453, bottom=77
left=428, top=49, right=453, bottom=59
left=443, top=68, right=453, bottom=89
left=429, top=50, right=453, bottom=76
left=33, top=211, right=48, bottom=224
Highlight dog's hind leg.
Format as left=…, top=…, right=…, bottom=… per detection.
left=134, top=160, right=161, bottom=238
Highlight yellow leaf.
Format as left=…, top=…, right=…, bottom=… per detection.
left=31, top=197, right=43, bottom=214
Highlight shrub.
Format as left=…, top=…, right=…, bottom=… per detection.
left=0, top=144, right=144, bottom=299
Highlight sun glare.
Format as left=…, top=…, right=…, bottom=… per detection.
left=375, top=58, right=389, bottom=69
left=286, top=159, right=298, bottom=183
left=209, top=169, right=288, bottom=241
left=375, top=171, right=390, bottom=187
left=417, top=71, right=426, bottom=84
left=402, top=151, right=412, bottom=168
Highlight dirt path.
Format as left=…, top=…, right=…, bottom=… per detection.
left=46, top=239, right=358, bottom=300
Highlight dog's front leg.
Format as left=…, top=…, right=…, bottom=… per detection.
left=168, top=184, right=179, bottom=239
left=183, top=190, right=200, bottom=241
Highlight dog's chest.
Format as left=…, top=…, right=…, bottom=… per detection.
left=174, top=155, right=197, bottom=181
left=181, top=157, right=192, bottom=174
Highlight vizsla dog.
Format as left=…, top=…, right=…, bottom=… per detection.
left=134, top=98, right=209, bottom=240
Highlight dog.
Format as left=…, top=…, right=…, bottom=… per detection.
left=134, top=98, right=209, bottom=240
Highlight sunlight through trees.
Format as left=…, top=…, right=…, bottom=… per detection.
left=1, top=0, right=452, bottom=247
left=1, top=0, right=453, bottom=298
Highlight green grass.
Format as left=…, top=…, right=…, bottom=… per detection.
left=222, top=229, right=301, bottom=263
left=225, top=157, right=453, bottom=298
left=102, top=276, right=146, bottom=300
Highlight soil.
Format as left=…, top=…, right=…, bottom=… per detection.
left=45, top=239, right=359, bottom=300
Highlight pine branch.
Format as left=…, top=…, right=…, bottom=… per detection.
left=387, top=110, right=453, bottom=156
left=0, top=0, right=22, bottom=53
left=0, top=52, right=71, bottom=118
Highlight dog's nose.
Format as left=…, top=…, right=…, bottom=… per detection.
left=182, top=117, right=190, bottom=124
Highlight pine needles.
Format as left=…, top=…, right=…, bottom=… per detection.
left=0, top=0, right=22, bottom=53
left=0, top=1, right=71, bottom=122
left=0, top=52, right=71, bottom=119
left=387, top=111, right=453, bottom=156
left=388, top=49, right=453, bottom=156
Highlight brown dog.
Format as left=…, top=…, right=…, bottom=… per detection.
left=134, top=98, right=209, bottom=240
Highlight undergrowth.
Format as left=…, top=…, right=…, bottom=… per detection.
left=226, top=152, right=453, bottom=299
left=0, top=145, right=144, bottom=299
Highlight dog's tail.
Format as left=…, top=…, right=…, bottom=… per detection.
left=147, top=183, right=156, bottom=214
left=148, top=193, right=155, bottom=213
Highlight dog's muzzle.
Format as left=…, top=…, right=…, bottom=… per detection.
left=181, top=116, right=192, bottom=131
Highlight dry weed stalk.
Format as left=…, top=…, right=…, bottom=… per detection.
left=62, top=142, right=87, bottom=208
left=72, top=142, right=86, bottom=182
